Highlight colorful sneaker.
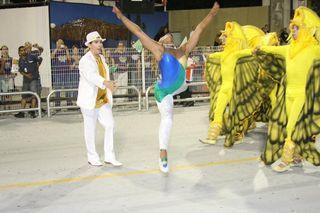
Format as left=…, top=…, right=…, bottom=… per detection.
left=159, top=157, right=169, bottom=174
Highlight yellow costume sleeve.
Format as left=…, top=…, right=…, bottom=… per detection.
left=234, top=49, right=253, bottom=58
left=260, top=45, right=287, bottom=57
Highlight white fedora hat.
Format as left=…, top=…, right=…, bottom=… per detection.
left=85, top=31, right=106, bottom=46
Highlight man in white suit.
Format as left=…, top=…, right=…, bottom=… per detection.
left=77, top=31, right=122, bottom=167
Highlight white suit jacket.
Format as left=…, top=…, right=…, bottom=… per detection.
left=77, top=51, right=113, bottom=109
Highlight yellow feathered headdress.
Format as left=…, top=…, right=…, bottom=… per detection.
left=241, top=25, right=265, bottom=49
left=221, top=21, right=248, bottom=50
left=289, top=6, right=320, bottom=43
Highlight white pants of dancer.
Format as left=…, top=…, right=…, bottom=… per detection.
left=156, top=95, right=174, bottom=150
left=81, top=103, right=115, bottom=162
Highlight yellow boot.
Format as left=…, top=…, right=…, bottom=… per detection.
left=199, top=122, right=222, bottom=145
left=234, top=132, right=244, bottom=145
left=291, top=146, right=303, bottom=167
left=272, top=138, right=295, bottom=173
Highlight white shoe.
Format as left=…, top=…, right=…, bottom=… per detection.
left=105, top=159, right=123, bottom=167
left=159, top=158, right=169, bottom=174
left=88, top=159, right=103, bottom=167
left=199, top=138, right=217, bottom=145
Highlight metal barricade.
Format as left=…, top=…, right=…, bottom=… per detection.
left=46, top=88, right=78, bottom=117
left=0, top=91, right=42, bottom=118
left=114, top=85, right=142, bottom=111
left=46, top=86, right=142, bottom=117
left=145, top=82, right=209, bottom=111
left=48, top=46, right=222, bottom=113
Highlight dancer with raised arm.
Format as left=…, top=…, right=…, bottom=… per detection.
left=113, top=2, right=219, bottom=174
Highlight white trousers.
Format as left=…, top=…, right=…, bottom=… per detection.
left=156, top=95, right=174, bottom=150
left=81, top=103, right=115, bottom=162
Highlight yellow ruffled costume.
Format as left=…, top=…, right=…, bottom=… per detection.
left=201, top=22, right=261, bottom=146
left=202, top=23, right=281, bottom=147
left=256, top=7, right=320, bottom=171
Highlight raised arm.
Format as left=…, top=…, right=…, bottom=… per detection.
left=184, top=2, right=220, bottom=55
left=112, top=6, right=163, bottom=61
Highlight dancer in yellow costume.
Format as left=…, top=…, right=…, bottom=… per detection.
left=200, top=22, right=261, bottom=146
left=201, top=23, right=280, bottom=147
left=255, top=7, right=320, bottom=172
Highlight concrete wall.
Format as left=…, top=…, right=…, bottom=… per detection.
left=169, top=6, right=269, bottom=46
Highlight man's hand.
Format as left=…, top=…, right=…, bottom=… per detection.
left=104, top=80, right=117, bottom=92
left=20, top=72, right=32, bottom=80
left=26, top=73, right=32, bottom=79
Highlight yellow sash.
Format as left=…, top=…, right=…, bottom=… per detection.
left=95, top=56, right=108, bottom=108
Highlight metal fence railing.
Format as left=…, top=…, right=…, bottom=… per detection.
left=0, top=46, right=221, bottom=117
left=46, top=86, right=142, bottom=117
left=46, top=88, right=79, bottom=117
left=50, top=46, right=221, bottom=95
left=0, top=91, right=42, bottom=118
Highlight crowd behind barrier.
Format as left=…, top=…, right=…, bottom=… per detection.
left=0, top=44, right=222, bottom=118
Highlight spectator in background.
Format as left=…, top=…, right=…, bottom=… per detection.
left=51, top=39, right=70, bottom=107
left=14, top=44, right=42, bottom=118
left=213, top=32, right=222, bottom=46
left=143, top=48, right=154, bottom=88
left=189, top=47, right=208, bottom=94
left=261, top=24, right=270, bottom=33
left=102, top=47, right=113, bottom=66
left=0, top=51, right=5, bottom=106
left=31, top=43, right=44, bottom=99
left=111, top=41, right=129, bottom=101
left=279, top=27, right=289, bottom=45
left=0, top=45, right=15, bottom=108
left=129, top=42, right=141, bottom=89
left=66, top=45, right=81, bottom=106
left=103, top=47, right=115, bottom=77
